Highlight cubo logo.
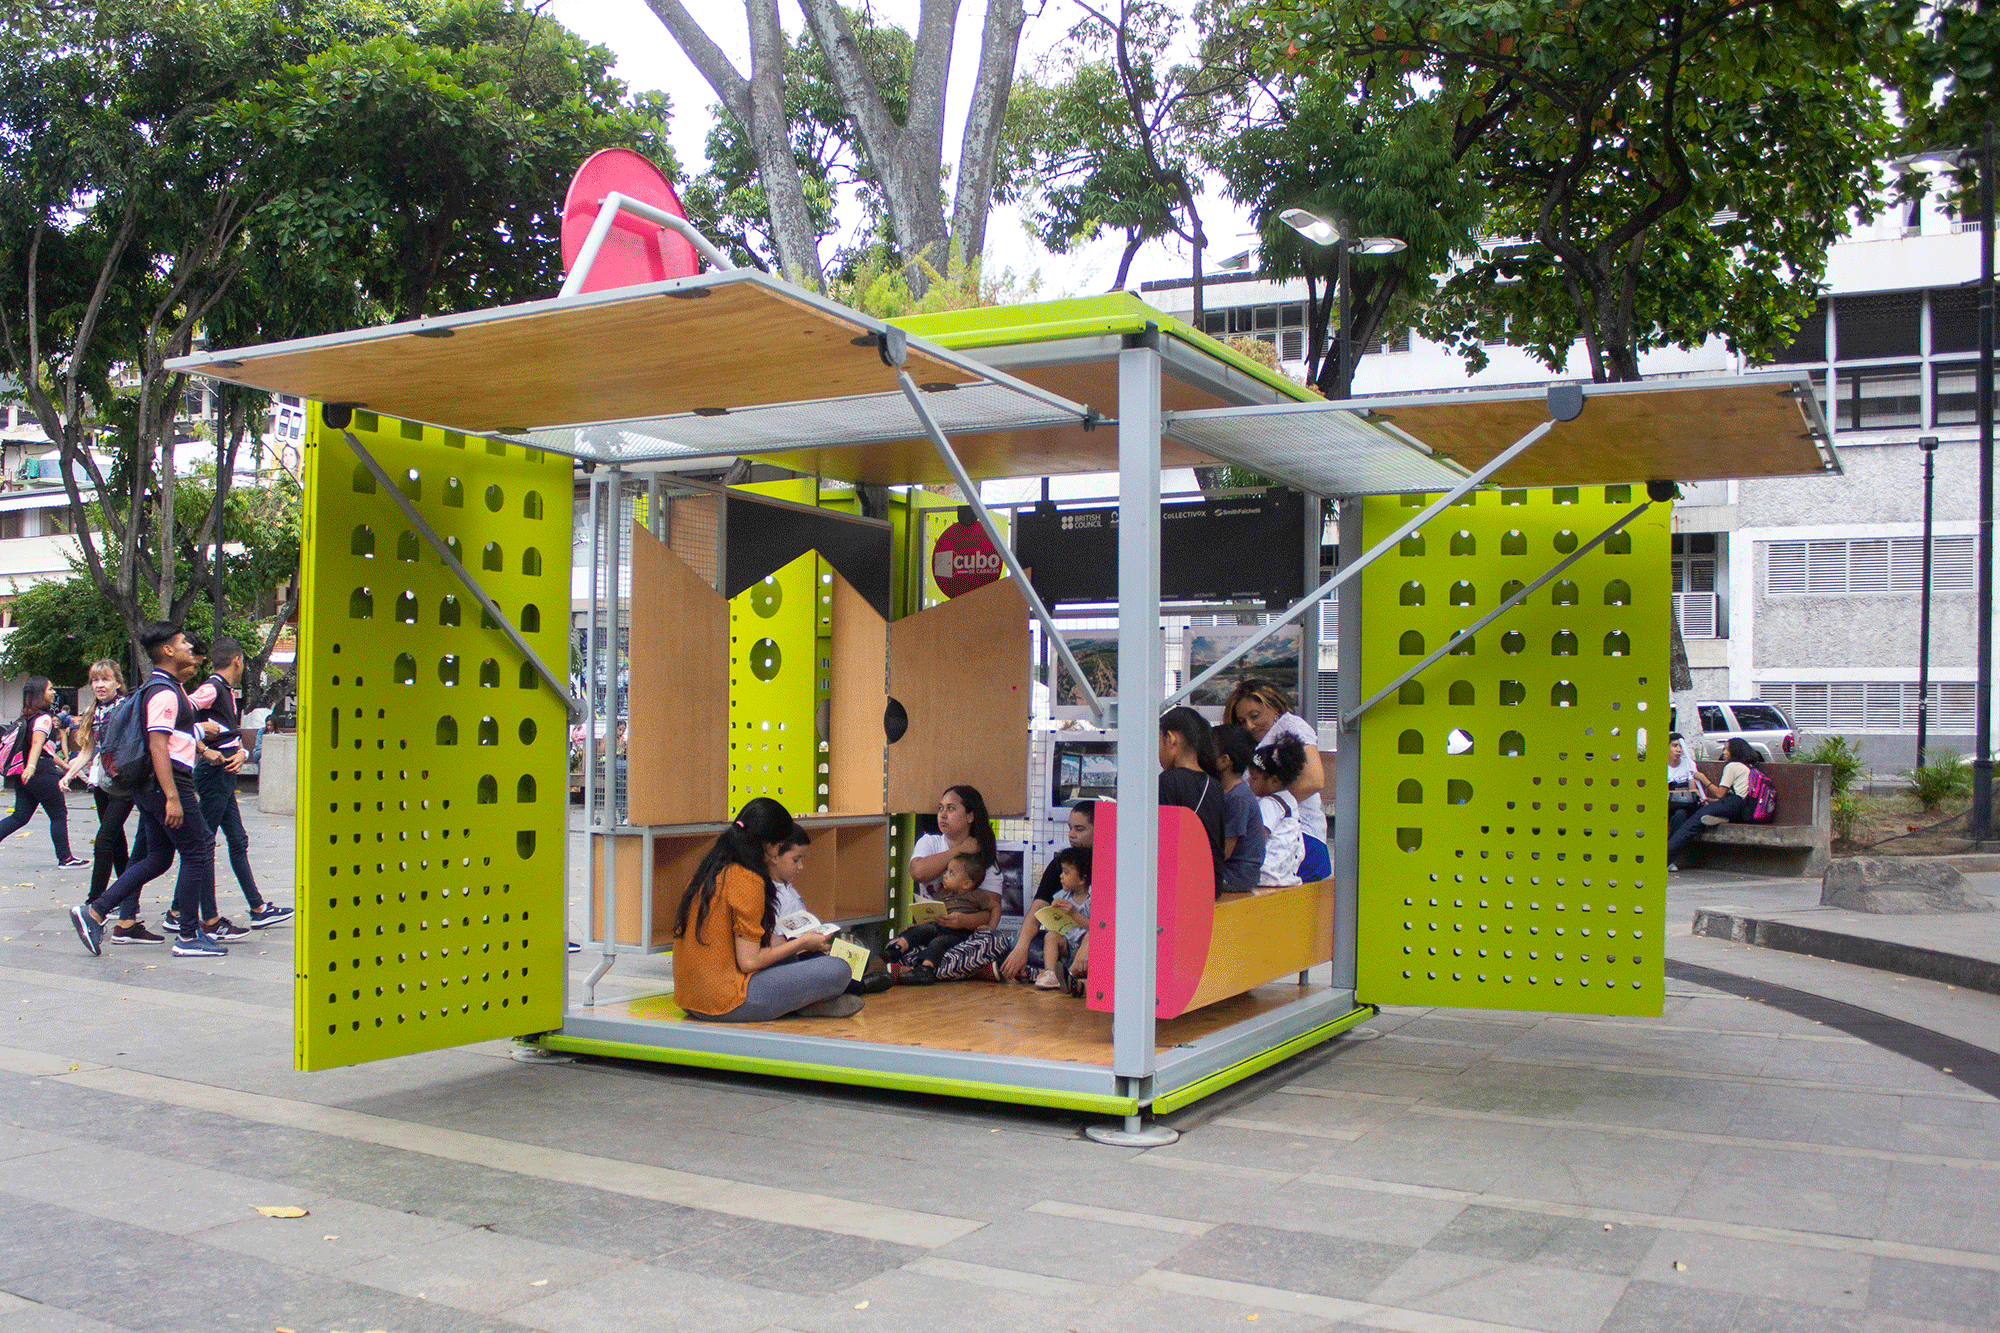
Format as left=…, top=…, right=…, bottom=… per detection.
left=931, top=521, right=1004, bottom=598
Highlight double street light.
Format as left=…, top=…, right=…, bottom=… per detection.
left=1279, top=208, right=1406, bottom=399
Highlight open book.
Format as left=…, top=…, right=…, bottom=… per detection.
left=1035, top=903, right=1084, bottom=934
left=909, top=900, right=948, bottom=925
left=776, top=909, right=839, bottom=940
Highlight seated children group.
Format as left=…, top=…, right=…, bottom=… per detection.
left=670, top=678, right=1326, bottom=1018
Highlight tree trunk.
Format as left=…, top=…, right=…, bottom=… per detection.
left=948, top=0, right=1027, bottom=273
left=645, top=0, right=828, bottom=287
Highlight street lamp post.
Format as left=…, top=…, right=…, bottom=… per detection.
left=1975, top=122, right=1995, bottom=841
left=1917, top=434, right=1940, bottom=771
left=1278, top=209, right=1406, bottom=400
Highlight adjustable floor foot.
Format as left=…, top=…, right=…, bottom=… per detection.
left=1084, top=1115, right=1179, bottom=1147
left=511, top=1043, right=574, bottom=1064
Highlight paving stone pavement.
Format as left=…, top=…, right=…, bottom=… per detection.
left=0, top=792, right=1997, bottom=1331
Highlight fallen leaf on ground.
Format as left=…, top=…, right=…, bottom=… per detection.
left=1603, top=1224, right=1613, bottom=1231
left=323, top=1235, right=339, bottom=1241
left=253, top=1206, right=309, bottom=1218
left=529, top=1280, right=548, bottom=1287
left=854, top=1300, right=869, bottom=1309
left=1673, top=1261, right=1687, bottom=1271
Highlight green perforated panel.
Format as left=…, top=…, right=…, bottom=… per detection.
left=729, top=550, right=819, bottom=812
left=1355, top=486, right=1669, bottom=1016
left=295, top=405, right=569, bottom=1071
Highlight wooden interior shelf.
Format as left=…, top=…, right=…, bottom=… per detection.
left=587, top=815, right=890, bottom=950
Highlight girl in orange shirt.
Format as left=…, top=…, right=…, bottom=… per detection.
left=672, top=797, right=862, bottom=1021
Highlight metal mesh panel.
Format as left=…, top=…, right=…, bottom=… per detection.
left=1354, top=486, right=1669, bottom=1016
left=295, top=408, right=570, bottom=1070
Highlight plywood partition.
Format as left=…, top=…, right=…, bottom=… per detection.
left=884, top=576, right=1032, bottom=816
left=626, top=524, right=729, bottom=826
left=826, top=569, right=889, bottom=815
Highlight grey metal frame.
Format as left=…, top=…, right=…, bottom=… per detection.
left=558, top=191, right=737, bottom=299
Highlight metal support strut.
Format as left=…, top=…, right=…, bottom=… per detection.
left=1343, top=500, right=1654, bottom=727
left=343, top=429, right=584, bottom=721
left=894, top=368, right=1108, bottom=724
left=558, top=191, right=737, bottom=299
left=1167, top=416, right=1562, bottom=711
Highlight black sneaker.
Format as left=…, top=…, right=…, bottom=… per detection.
left=163, top=909, right=182, bottom=933
left=172, top=932, right=227, bottom=958
left=247, top=904, right=294, bottom=929
left=109, top=920, right=165, bottom=945
left=209, top=917, right=251, bottom=942
left=57, top=857, right=89, bottom=869
left=69, top=905, right=102, bottom=957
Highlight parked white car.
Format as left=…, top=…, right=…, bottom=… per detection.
left=1676, top=700, right=1796, bottom=762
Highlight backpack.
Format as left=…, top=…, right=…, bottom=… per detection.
left=1743, top=767, right=1779, bottom=824
left=0, top=721, right=22, bottom=786
left=97, top=692, right=157, bottom=798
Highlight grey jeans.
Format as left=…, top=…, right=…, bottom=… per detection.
left=687, top=953, right=853, bottom=1022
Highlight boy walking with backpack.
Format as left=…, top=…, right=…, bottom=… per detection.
left=181, top=638, right=290, bottom=931
left=69, top=622, right=226, bottom=958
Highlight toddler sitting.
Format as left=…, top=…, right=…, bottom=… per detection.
left=882, top=850, right=997, bottom=984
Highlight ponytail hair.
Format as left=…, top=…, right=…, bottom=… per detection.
left=1160, top=705, right=1221, bottom=778
left=674, top=796, right=797, bottom=945
left=18, top=677, right=50, bottom=721
left=1250, top=735, right=1308, bottom=787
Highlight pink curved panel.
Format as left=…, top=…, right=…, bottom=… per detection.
left=561, top=148, right=701, bottom=292
left=1085, top=803, right=1216, bottom=1018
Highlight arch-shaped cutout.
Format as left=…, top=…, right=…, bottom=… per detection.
left=439, top=595, right=461, bottom=627
left=1445, top=728, right=1474, bottom=755
left=520, top=604, right=541, bottom=633
left=523, top=490, right=544, bottom=520
left=394, top=653, right=416, bottom=685
left=485, top=483, right=504, bottom=512
left=349, top=587, right=374, bottom=620
left=1399, top=581, right=1426, bottom=606
left=1398, top=630, right=1425, bottom=656
left=1500, top=630, right=1525, bottom=655
left=352, top=464, right=376, bottom=494
left=1604, top=578, right=1632, bottom=606
left=436, top=716, right=458, bottom=746
left=1396, top=828, right=1424, bottom=853
left=1498, top=679, right=1526, bottom=706
left=482, top=542, right=503, bottom=572
left=517, top=830, right=536, bottom=859
left=477, top=775, right=497, bottom=804
left=1603, top=630, right=1632, bottom=657
left=1499, top=730, right=1527, bottom=756
left=521, top=547, right=543, bottom=578
left=351, top=525, right=375, bottom=557
left=398, top=468, right=420, bottom=502
left=395, top=531, right=420, bottom=562
left=446, top=535, right=464, bottom=565
left=1447, top=779, right=1473, bottom=805
left=1500, top=579, right=1525, bottom=601
left=479, top=658, right=500, bottom=688
left=1500, top=529, right=1527, bottom=555
left=516, top=774, right=536, bottom=803
left=1551, top=629, right=1580, bottom=657
left=1449, top=580, right=1475, bottom=606
left=1398, top=729, right=1424, bottom=755
left=393, top=591, right=419, bottom=624
left=1400, top=532, right=1426, bottom=557
left=1551, top=679, right=1579, bottom=707
left=1397, top=779, right=1423, bottom=804
left=1553, top=529, right=1579, bottom=553
left=1603, top=530, right=1633, bottom=555
left=518, top=661, right=537, bottom=689
left=1449, top=530, right=1477, bottom=556
left=442, top=477, right=465, bottom=508
left=1448, top=680, right=1475, bottom=706
left=481, top=605, right=498, bottom=630
left=1398, top=680, right=1424, bottom=706
left=439, top=654, right=460, bottom=686
left=518, top=718, right=537, bottom=745
left=478, top=715, right=498, bottom=746
left=1447, top=633, right=1474, bottom=656
left=1551, top=579, right=1579, bottom=606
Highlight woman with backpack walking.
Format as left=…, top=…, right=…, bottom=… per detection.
left=60, top=660, right=158, bottom=942
left=0, top=677, right=89, bottom=869
left=1666, top=737, right=1768, bottom=870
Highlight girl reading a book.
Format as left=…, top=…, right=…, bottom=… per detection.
left=1033, top=846, right=1092, bottom=992
left=672, top=797, right=863, bottom=1021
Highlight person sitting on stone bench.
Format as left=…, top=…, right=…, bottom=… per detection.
left=1666, top=737, right=1762, bottom=871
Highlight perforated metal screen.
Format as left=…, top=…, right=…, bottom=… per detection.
left=1355, top=486, right=1669, bottom=1016
left=295, top=406, right=570, bottom=1070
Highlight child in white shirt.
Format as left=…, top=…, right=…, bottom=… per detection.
left=1246, top=738, right=1308, bottom=886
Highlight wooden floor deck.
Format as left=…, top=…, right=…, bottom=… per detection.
left=580, top=979, right=1331, bottom=1065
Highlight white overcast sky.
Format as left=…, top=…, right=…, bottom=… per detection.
left=544, top=0, right=1258, bottom=298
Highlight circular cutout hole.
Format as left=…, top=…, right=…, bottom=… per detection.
left=748, top=637, right=783, bottom=681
